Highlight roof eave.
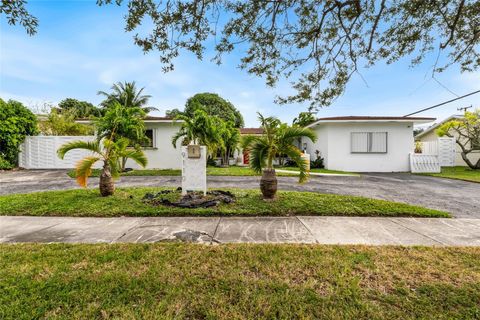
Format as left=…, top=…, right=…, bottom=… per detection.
left=306, top=118, right=435, bottom=128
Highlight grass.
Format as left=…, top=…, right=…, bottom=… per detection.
left=0, top=187, right=449, bottom=218
left=66, top=166, right=353, bottom=178
left=1, top=243, right=480, bottom=319
left=418, top=166, right=480, bottom=183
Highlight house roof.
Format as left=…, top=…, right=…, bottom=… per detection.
left=240, top=128, right=263, bottom=135
left=306, top=116, right=436, bottom=128
left=415, top=114, right=462, bottom=140
left=76, top=116, right=176, bottom=124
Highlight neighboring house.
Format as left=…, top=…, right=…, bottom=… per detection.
left=415, top=115, right=480, bottom=167
left=77, top=116, right=184, bottom=169
left=302, top=116, right=435, bottom=172
left=21, top=115, right=438, bottom=173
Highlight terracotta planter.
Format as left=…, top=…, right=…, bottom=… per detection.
left=260, top=169, right=277, bottom=199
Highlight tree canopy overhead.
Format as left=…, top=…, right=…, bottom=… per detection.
left=183, top=93, right=244, bottom=128
left=98, top=0, right=480, bottom=110
left=4, top=1, right=480, bottom=110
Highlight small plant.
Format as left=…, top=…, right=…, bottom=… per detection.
left=241, top=112, right=317, bottom=199
left=414, top=141, right=423, bottom=154
left=58, top=137, right=147, bottom=196
left=0, top=156, right=13, bottom=170
left=311, top=150, right=325, bottom=169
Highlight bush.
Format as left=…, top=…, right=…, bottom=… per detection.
left=0, top=99, right=38, bottom=165
left=39, top=109, right=94, bottom=136
left=0, top=156, right=13, bottom=170
left=311, top=150, right=325, bottom=169
left=207, top=156, right=218, bottom=167
left=311, top=156, right=325, bottom=169
left=283, top=159, right=298, bottom=167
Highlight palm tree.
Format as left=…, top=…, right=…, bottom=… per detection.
left=242, top=113, right=317, bottom=199
left=97, top=81, right=157, bottom=113
left=171, top=109, right=222, bottom=155
left=218, top=120, right=240, bottom=167
left=57, top=137, right=147, bottom=196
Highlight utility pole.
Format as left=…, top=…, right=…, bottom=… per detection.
left=457, top=105, right=472, bottom=113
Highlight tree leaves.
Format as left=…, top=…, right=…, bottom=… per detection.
left=97, top=0, right=480, bottom=110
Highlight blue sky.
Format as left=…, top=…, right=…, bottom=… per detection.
left=1, top=1, right=479, bottom=127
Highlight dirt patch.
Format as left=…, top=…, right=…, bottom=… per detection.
left=143, top=189, right=235, bottom=209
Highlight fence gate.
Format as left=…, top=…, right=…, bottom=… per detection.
left=437, top=137, right=456, bottom=167
left=19, top=136, right=100, bottom=169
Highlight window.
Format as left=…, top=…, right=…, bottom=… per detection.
left=351, top=132, right=387, bottom=153
left=141, top=129, right=155, bottom=148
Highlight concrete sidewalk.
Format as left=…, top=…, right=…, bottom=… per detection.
left=1, top=216, right=480, bottom=246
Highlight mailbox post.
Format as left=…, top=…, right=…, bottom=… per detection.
left=181, top=145, right=207, bottom=195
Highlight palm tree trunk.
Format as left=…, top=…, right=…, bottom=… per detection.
left=260, top=168, right=277, bottom=200
left=121, top=156, right=128, bottom=171
left=99, top=162, right=115, bottom=196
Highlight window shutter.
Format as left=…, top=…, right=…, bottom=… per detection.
left=351, top=132, right=387, bottom=153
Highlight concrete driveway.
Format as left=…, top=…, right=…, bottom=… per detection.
left=1, top=170, right=479, bottom=218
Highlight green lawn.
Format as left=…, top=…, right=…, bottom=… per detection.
left=419, top=166, right=480, bottom=183
left=0, top=187, right=449, bottom=218
left=1, top=243, right=479, bottom=319
left=66, top=166, right=353, bottom=178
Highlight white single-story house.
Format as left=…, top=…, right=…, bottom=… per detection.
left=23, top=115, right=435, bottom=172
left=77, top=117, right=265, bottom=170
left=301, top=116, right=435, bottom=172
left=415, top=115, right=480, bottom=167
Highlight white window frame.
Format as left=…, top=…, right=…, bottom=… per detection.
left=142, top=128, right=156, bottom=148
left=351, top=132, right=388, bottom=154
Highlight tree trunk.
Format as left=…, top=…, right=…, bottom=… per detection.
left=99, top=163, right=115, bottom=196
left=121, top=156, right=128, bottom=172
left=260, top=169, right=277, bottom=200
left=460, top=152, right=479, bottom=169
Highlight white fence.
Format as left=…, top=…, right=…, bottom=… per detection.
left=419, top=138, right=456, bottom=167
left=410, top=154, right=441, bottom=173
left=411, top=137, right=455, bottom=173
left=19, top=136, right=100, bottom=169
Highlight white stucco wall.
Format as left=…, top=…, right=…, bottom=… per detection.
left=304, top=122, right=415, bottom=172
left=302, top=125, right=329, bottom=167
left=125, top=122, right=183, bottom=169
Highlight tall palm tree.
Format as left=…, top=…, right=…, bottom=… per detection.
left=97, top=81, right=157, bottom=113
left=218, top=120, right=240, bottom=167
left=171, top=109, right=222, bottom=155
left=242, top=113, right=317, bottom=199
left=57, top=137, right=147, bottom=196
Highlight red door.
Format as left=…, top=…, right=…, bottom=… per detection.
left=243, top=151, right=249, bottom=165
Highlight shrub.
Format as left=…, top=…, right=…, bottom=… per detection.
left=0, top=99, right=38, bottom=165
left=311, top=150, right=325, bottom=169
left=0, top=155, right=13, bottom=170
left=39, top=109, right=94, bottom=136
left=414, top=141, right=423, bottom=153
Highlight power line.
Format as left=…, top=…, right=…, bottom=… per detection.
left=404, top=89, right=480, bottom=117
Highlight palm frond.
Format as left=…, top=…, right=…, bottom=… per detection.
left=283, top=145, right=309, bottom=183
left=123, top=149, right=148, bottom=168
left=249, top=138, right=270, bottom=173
left=143, top=106, right=159, bottom=113
left=75, top=156, right=100, bottom=187
left=171, top=130, right=187, bottom=148
left=279, top=127, right=317, bottom=143
left=57, top=140, right=100, bottom=159
left=108, top=158, right=121, bottom=179
left=240, top=135, right=259, bottom=150
left=115, top=137, right=130, bottom=151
